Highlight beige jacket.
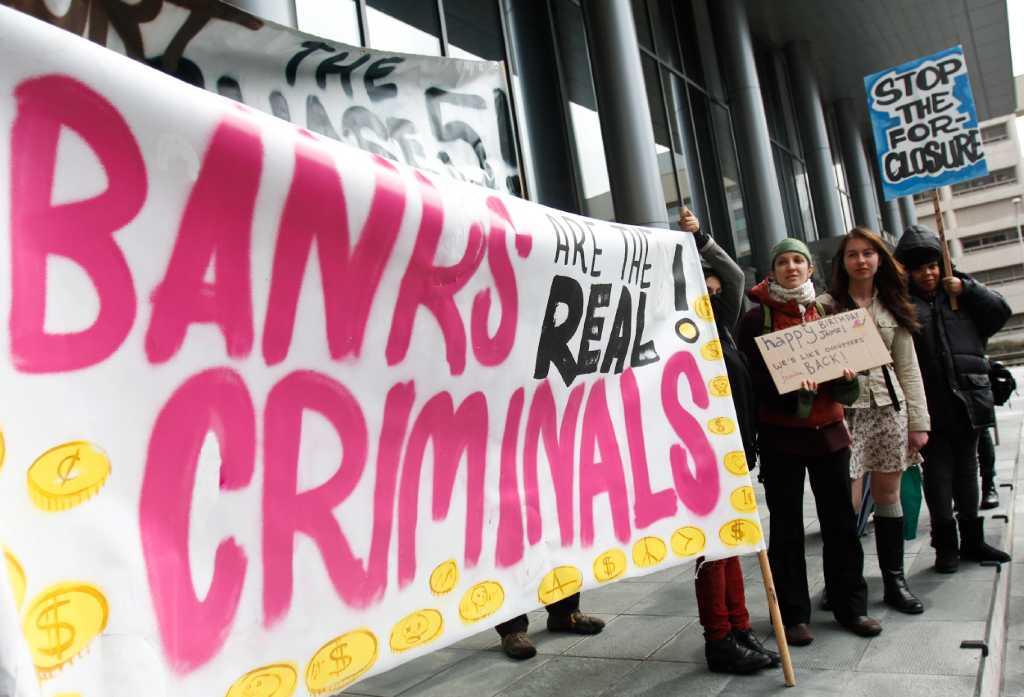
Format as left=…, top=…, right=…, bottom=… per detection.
left=818, top=293, right=931, bottom=432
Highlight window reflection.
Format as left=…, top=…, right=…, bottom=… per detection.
left=445, top=0, right=503, bottom=61
left=366, top=1, right=441, bottom=56
left=295, top=0, right=360, bottom=45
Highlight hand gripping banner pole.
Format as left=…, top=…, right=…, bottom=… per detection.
left=758, top=550, right=796, bottom=686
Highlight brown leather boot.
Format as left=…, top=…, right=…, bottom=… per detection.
left=546, top=611, right=605, bottom=634
left=501, top=632, right=537, bottom=660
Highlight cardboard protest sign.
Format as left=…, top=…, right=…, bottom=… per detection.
left=754, top=309, right=892, bottom=394
left=0, top=7, right=762, bottom=696
left=865, top=45, right=988, bottom=201
left=2, top=0, right=521, bottom=195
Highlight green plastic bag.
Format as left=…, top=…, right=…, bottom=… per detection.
left=901, top=465, right=923, bottom=540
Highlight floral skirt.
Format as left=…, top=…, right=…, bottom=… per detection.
left=847, top=404, right=922, bottom=480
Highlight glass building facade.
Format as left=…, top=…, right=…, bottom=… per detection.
left=242, top=0, right=929, bottom=274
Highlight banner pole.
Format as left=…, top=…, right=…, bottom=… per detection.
left=758, top=549, right=796, bottom=686
left=931, top=188, right=958, bottom=311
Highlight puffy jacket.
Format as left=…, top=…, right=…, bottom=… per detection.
left=894, top=227, right=1011, bottom=429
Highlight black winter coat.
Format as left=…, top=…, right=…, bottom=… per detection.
left=908, top=274, right=1010, bottom=429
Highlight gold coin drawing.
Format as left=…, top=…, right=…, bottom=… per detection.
left=719, top=519, right=762, bottom=547
left=671, top=526, right=706, bottom=557
left=27, top=441, right=111, bottom=512
left=723, top=451, right=749, bottom=475
left=389, top=609, right=443, bottom=653
left=458, top=581, right=505, bottom=623
left=675, top=318, right=700, bottom=343
left=0, top=430, right=5, bottom=473
left=631, top=536, right=667, bottom=568
left=22, top=581, right=109, bottom=679
left=429, top=560, right=458, bottom=596
left=4, top=547, right=26, bottom=610
left=593, top=549, right=627, bottom=583
left=708, top=375, right=732, bottom=397
left=537, top=566, right=583, bottom=605
left=694, top=294, right=714, bottom=321
left=226, top=662, right=298, bottom=697
left=700, top=339, right=723, bottom=362
left=730, top=486, right=758, bottom=514
left=707, top=417, right=736, bottom=435
left=305, top=629, right=377, bottom=695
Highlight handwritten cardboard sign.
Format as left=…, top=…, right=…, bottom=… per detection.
left=755, top=309, right=892, bottom=394
left=0, top=7, right=763, bottom=697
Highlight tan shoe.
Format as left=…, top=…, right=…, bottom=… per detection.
left=546, top=611, right=605, bottom=634
left=784, top=623, right=814, bottom=646
left=501, top=631, right=537, bottom=660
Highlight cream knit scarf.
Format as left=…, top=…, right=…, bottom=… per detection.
left=768, top=279, right=817, bottom=317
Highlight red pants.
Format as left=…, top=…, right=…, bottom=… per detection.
left=694, top=556, right=750, bottom=640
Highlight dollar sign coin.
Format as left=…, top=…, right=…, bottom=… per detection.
left=225, top=662, right=297, bottom=697
left=22, top=582, right=108, bottom=679
left=389, top=609, right=443, bottom=653
left=707, top=417, right=736, bottom=435
left=27, top=441, right=111, bottom=512
left=537, top=566, right=583, bottom=605
left=592, top=549, right=626, bottom=583
left=694, top=294, right=715, bottom=321
left=0, top=430, right=5, bottom=473
left=671, top=526, right=706, bottom=557
left=3, top=547, right=26, bottom=610
left=723, top=451, right=749, bottom=475
left=675, top=318, right=700, bottom=343
left=701, top=339, right=723, bottom=362
left=428, top=560, right=458, bottom=596
left=718, top=519, right=763, bottom=547
left=305, top=629, right=377, bottom=695
left=631, top=536, right=667, bottom=568
left=708, top=375, right=732, bottom=397
left=458, top=581, right=505, bottom=623
left=730, top=486, right=758, bottom=514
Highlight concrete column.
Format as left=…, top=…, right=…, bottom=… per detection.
left=708, top=0, right=786, bottom=271
left=899, top=196, right=918, bottom=227
left=581, top=0, right=668, bottom=228
left=835, top=98, right=881, bottom=230
left=786, top=41, right=844, bottom=239
left=502, top=0, right=577, bottom=212
left=880, top=198, right=902, bottom=237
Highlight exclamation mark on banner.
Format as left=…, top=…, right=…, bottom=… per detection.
left=673, top=245, right=688, bottom=311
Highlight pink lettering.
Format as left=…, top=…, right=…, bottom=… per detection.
left=145, top=113, right=261, bottom=363
left=495, top=387, right=525, bottom=567
left=140, top=368, right=254, bottom=673
left=9, top=75, right=145, bottom=372
left=621, top=368, right=677, bottom=528
left=661, top=352, right=719, bottom=515
left=579, top=380, right=631, bottom=546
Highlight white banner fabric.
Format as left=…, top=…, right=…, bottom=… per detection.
left=0, top=7, right=762, bottom=697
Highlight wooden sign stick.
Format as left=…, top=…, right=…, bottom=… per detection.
left=759, top=549, right=796, bottom=686
left=931, top=188, right=958, bottom=311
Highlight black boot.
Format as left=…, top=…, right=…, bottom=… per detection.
left=705, top=633, right=772, bottom=674
left=980, top=478, right=999, bottom=510
left=931, top=519, right=959, bottom=573
left=875, top=516, right=924, bottom=614
left=732, top=628, right=780, bottom=667
left=958, top=516, right=1011, bottom=563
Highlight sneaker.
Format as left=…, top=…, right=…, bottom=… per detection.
left=732, top=628, right=780, bottom=667
left=705, top=633, right=773, bottom=674
left=546, top=611, right=605, bottom=634
left=501, top=632, right=537, bottom=660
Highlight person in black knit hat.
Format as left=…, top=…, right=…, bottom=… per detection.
left=893, top=225, right=1012, bottom=572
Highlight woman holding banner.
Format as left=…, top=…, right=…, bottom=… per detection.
left=736, top=239, right=880, bottom=647
left=819, top=227, right=929, bottom=614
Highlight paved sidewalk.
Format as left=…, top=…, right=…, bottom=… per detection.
left=344, top=405, right=1023, bottom=697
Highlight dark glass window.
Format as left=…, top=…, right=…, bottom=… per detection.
left=632, top=0, right=654, bottom=50
left=951, top=166, right=1017, bottom=195
left=366, top=0, right=442, bottom=56
left=444, top=0, right=504, bottom=61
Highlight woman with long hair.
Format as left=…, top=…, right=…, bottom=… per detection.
left=820, top=227, right=930, bottom=614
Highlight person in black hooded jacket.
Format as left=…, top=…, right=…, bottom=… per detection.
left=893, top=225, right=1012, bottom=572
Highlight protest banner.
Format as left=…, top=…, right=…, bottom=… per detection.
left=2, top=0, right=522, bottom=196
left=864, top=45, right=988, bottom=202
left=754, top=309, right=892, bottom=394
left=0, top=7, right=762, bottom=696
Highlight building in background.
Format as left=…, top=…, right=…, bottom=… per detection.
left=224, top=0, right=1015, bottom=282
left=913, top=111, right=1024, bottom=357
